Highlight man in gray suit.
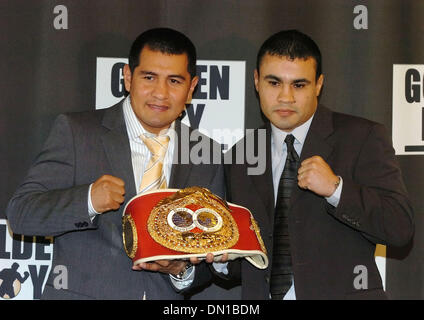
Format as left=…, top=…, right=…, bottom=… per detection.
left=6, top=28, right=234, bottom=299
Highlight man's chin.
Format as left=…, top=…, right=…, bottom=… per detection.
left=270, top=119, right=296, bottom=132
left=146, top=122, right=174, bottom=134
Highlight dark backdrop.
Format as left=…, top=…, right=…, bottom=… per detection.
left=1, top=0, right=422, bottom=299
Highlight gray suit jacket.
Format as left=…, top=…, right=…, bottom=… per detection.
left=6, top=101, right=229, bottom=299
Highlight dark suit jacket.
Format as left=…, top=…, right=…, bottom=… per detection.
left=225, top=105, right=414, bottom=299
left=6, top=100, right=233, bottom=299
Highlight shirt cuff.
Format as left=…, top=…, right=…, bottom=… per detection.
left=87, top=183, right=100, bottom=222
left=212, top=262, right=229, bottom=275
left=325, top=176, right=343, bottom=207
left=169, top=265, right=195, bottom=290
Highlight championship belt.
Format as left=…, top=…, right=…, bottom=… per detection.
left=122, top=186, right=268, bottom=269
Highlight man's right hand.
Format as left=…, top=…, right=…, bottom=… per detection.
left=90, top=175, right=125, bottom=213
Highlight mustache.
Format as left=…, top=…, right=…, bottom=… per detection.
left=146, top=102, right=170, bottom=108
left=272, top=106, right=297, bottom=112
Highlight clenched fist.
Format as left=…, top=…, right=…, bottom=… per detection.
left=90, top=175, right=125, bottom=213
left=297, top=156, right=339, bottom=197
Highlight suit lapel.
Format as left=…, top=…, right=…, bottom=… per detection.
left=290, top=105, right=335, bottom=207
left=100, top=101, right=137, bottom=200
left=169, top=120, right=192, bottom=188
left=247, top=123, right=275, bottom=225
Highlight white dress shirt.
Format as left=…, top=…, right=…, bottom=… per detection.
left=122, top=95, right=175, bottom=192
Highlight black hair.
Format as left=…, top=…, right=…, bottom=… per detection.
left=128, top=27, right=197, bottom=79
left=256, top=29, right=322, bottom=80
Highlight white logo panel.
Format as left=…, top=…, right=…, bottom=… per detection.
left=393, top=64, right=424, bottom=155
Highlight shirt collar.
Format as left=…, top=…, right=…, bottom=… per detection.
left=271, top=113, right=315, bottom=151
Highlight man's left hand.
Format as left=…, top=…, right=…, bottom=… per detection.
left=133, top=260, right=187, bottom=275
left=189, top=253, right=229, bottom=265
left=297, top=155, right=339, bottom=197
left=132, top=253, right=228, bottom=275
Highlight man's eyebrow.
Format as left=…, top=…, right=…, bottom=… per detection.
left=263, top=75, right=311, bottom=84
left=137, top=70, right=186, bottom=81
left=264, top=74, right=282, bottom=82
left=138, top=70, right=157, bottom=76
left=292, top=78, right=311, bottom=84
left=168, top=74, right=187, bottom=80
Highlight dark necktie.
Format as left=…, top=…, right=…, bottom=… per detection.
left=270, top=134, right=300, bottom=300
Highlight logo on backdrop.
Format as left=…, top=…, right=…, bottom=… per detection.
left=393, top=64, right=424, bottom=155
left=0, top=220, right=53, bottom=300
left=95, top=58, right=246, bottom=152
left=0, top=262, right=29, bottom=299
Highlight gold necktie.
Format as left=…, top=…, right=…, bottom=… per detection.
left=139, top=134, right=170, bottom=193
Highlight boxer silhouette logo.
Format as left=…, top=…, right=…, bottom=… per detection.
left=0, top=263, right=29, bottom=299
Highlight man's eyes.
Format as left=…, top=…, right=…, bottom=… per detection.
left=268, top=80, right=280, bottom=86
left=293, top=83, right=306, bottom=88
left=141, top=76, right=182, bottom=84
left=170, top=78, right=182, bottom=84
left=267, top=81, right=306, bottom=88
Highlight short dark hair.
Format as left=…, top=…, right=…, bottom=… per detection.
left=128, top=28, right=197, bottom=79
left=256, top=29, right=322, bottom=80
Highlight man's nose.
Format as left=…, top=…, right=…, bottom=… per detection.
left=152, top=80, right=168, bottom=99
left=277, top=85, right=295, bottom=103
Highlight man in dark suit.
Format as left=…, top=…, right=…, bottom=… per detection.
left=6, top=28, right=235, bottom=299
left=224, top=30, right=414, bottom=299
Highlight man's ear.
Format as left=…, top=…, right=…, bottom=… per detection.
left=254, top=69, right=259, bottom=92
left=316, top=74, right=324, bottom=97
left=186, top=76, right=199, bottom=103
left=123, top=64, right=132, bottom=92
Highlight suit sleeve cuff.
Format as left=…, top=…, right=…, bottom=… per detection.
left=169, top=265, right=195, bottom=290
left=212, top=262, right=229, bottom=275
left=87, top=183, right=100, bottom=222
left=325, top=176, right=343, bottom=207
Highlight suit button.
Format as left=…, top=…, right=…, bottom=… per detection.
left=265, top=275, right=270, bottom=284
left=342, top=214, right=352, bottom=222
left=74, top=222, right=88, bottom=228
